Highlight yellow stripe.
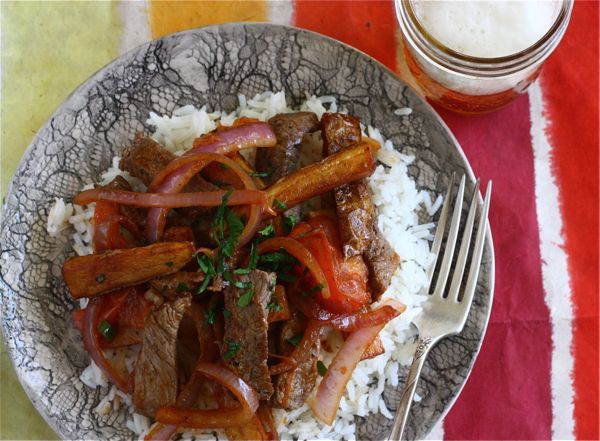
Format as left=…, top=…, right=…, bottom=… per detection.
left=148, top=0, right=267, bottom=38
left=1, top=1, right=122, bottom=196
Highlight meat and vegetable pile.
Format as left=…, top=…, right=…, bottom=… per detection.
left=61, top=111, right=405, bottom=440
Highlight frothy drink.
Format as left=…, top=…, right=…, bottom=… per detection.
left=412, top=1, right=561, bottom=58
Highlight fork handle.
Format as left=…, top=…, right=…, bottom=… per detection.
left=389, top=336, right=437, bottom=441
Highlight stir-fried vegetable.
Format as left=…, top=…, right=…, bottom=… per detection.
left=310, top=301, right=405, bottom=425
left=62, top=241, right=195, bottom=299
left=266, top=142, right=376, bottom=216
left=155, top=363, right=259, bottom=429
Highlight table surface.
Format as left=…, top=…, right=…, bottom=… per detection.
left=1, top=2, right=597, bottom=440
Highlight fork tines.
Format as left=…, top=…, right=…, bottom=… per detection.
left=428, top=174, right=492, bottom=303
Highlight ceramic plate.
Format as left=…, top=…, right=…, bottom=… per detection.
left=0, top=23, right=494, bottom=440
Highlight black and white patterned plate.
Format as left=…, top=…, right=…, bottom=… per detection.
left=0, top=23, right=494, bottom=440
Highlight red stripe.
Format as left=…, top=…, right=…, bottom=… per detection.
left=293, top=0, right=398, bottom=72
left=438, top=96, right=553, bottom=439
left=539, top=1, right=599, bottom=439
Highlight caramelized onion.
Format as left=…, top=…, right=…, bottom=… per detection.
left=326, top=301, right=406, bottom=332
left=310, top=301, right=405, bottom=425
left=81, top=298, right=129, bottom=392
left=145, top=153, right=262, bottom=244
left=155, top=363, right=259, bottom=429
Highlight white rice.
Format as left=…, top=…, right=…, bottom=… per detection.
left=47, top=91, right=436, bottom=441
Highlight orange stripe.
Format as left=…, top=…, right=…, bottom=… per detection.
left=540, top=1, right=599, bottom=439
left=148, top=0, right=267, bottom=38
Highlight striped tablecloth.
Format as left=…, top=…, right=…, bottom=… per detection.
left=1, top=2, right=597, bottom=440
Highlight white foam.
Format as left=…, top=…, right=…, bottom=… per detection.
left=413, top=0, right=560, bottom=58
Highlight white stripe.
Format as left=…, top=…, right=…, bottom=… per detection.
left=424, top=419, right=445, bottom=441
left=267, top=0, right=294, bottom=26
left=529, top=81, right=574, bottom=440
left=118, top=0, right=151, bottom=54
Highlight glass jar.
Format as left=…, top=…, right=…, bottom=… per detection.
left=395, top=0, right=574, bottom=114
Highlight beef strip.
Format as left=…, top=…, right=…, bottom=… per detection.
left=221, top=270, right=276, bottom=401
left=150, top=271, right=222, bottom=299
left=102, top=176, right=147, bottom=228
left=133, top=294, right=191, bottom=416
left=321, top=112, right=400, bottom=298
left=255, top=112, right=319, bottom=186
left=120, top=134, right=217, bottom=219
left=272, top=314, right=321, bottom=410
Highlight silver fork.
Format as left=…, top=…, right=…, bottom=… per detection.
left=388, top=174, right=492, bottom=441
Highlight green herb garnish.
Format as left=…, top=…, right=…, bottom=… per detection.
left=237, top=289, right=255, bottom=308
left=248, top=171, right=271, bottom=178
left=176, top=282, right=189, bottom=292
left=301, top=283, right=324, bottom=297
left=234, top=268, right=252, bottom=275
left=97, top=320, right=116, bottom=341
left=224, top=340, right=240, bottom=359
left=165, top=261, right=174, bottom=267
left=247, top=241, right=259, bottom=270
left=259, top=250, right=298, bottom=264
left=317, top=360, right=328, bottom=376
left=223, top=271, right=252, bottom=289
left=283, top=215, right=298, bottom=233
left=258, top=224, right=275, bottom=237
left=286, top=333, right=303, bottom=347
left=222, top=308, right=232, bottom=318
left=267, top=301, right=283, bottom=312
left=273, top=198, right=288, bottom=210
left=95, top=274, right=106, bottom=284
left=204, top=308, right=217, bottom=327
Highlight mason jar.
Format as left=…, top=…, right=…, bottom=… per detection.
left=395, top=0, right=574, bottom=114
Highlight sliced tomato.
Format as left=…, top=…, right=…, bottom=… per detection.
left=289, top=216, right=370, bottom=314
left=92, top=201, right=128, bottom=252
left=117, top=287, right=154, bottom=329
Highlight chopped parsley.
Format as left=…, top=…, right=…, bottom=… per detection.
left=248, top=171, right=271, bottom=178
left=301, top=283, right=324, bottom=297
left=223, top=271, right=252, bottom=289
left=258, top=224, right=275, bottom=237
left=273, top=198, right=288, bottom=211
left=222, top=308, right=232, bottom=318
left=196, top=254, right=216, bottom=295
left=176, top=282, right=189, bottom=293
left=267, top=301, right=283, bottom=312
left=317, top=360, right=328, bottom=376
left=204, top=308, right=217, bottom=327
left=223, top=340, right=240, bottom=359
left=247, top=242, right=259, bottom=270
left=233, top=268, right=252, bottom=275
left=286, top=333, right=303, bottom=347
left=95, top=273, right=106, bottom=283
left=97, top=320, right=116, bottom=341
left=237, top=289, right=255, bottom=308
left=283, top=215, right=298, bottom=233
left=165, top=261, right=174, bottom=267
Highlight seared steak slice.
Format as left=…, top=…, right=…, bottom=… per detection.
left=120, top=135, right=212, bottom=192
left=364, top=231, right=400, bottom=297
left=256, top=112, right=319, bottom=186
left=322, top=113, right=374, bottom=257
left=221, top=270, right=276, bottom=400
left=120, top=135, right=217, bottom=217
left=150, top=271, right=222, bottom=298
left=273, top=317, right=320, bottom=410
left=321, top=112, right=399, bottom=297
left=133, top=294, right=191, bottom=416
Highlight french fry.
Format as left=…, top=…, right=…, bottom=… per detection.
left=62, top=241, right=195, bottom=299
left=265, top=142, right=376, bottom=216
